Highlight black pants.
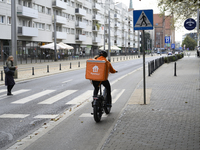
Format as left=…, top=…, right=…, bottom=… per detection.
left=92, top=80, right=111, bottom=103
left=7, top=85, right=14, bottom=94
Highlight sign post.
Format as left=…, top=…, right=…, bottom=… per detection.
left=133, top=9, right=153, bottom=104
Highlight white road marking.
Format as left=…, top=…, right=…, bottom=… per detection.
left=38, top=90, right=77, bottom=104
left=0, top=114, right=29, bottom=118
left=79, top=113, right=108, bottom=118
left=66, top=90, right=92, bottom=105
left=34, top=115, right=58, bottom=119
left=0, top=89, right=31, bottom=99
left=62, top=79, right=72, bottom=84
left=112, top=89, right=125, bottom=103
left=0, top=89, right=6, bottom=94
left=12, top=90, right=55, bottom=104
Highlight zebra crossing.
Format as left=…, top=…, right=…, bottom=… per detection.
left=0, top=88, right=125, bottom=119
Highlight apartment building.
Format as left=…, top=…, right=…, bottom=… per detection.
left=0, top=0, right=138, bottom=63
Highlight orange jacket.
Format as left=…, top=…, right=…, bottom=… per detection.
left=96, top=56, right=116, bottom=73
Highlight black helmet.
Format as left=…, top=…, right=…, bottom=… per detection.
left=99, top=50, right=107, bottom=58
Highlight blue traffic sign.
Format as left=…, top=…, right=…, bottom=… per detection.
left=133, top=10, right=153, bottom=30
left=184, top=18, right=196, bottom=30
left=179, top=47, right=182, bottom=50
left=165, top=36, right=170, bottom=43
left=171, top=44, right=175, bottom=49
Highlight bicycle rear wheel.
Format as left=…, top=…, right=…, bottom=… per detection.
left=93, top=105, right=102, bottom=122
left=103, top=89, right=111, bottom=114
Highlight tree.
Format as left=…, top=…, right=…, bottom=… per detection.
left=158, top=0, right=199, bottom=29
left=182, top=35, right=197, bottom=50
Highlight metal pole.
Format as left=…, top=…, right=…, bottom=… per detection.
left=11, top=0, right=17, bottom=78
left=108, top=8, right=111, bottom=62
left=138, top=31, right=140, bottom=58
left=104, top=6, right=106, bottom=51
left=54, top=10, right=57, bottom=61
left=142, top=30, right=146, bottom=104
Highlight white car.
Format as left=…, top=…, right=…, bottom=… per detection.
left=175, top=51, right=179, bottom=55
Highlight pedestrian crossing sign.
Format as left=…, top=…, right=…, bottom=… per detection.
left=133, top=10, right=153, bottom=30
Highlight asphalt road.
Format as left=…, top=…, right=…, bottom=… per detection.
left=0, top=55, right=161, bottom=150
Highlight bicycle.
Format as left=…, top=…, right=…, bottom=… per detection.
left=91, top=82, right=111, bottom=123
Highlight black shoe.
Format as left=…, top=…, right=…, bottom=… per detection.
left=7, top=93, right=13, bottom=96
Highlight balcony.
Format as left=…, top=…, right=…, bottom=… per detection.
left=115, top=22, right=120, bottom=28
left=55, top=15, right=67, bottom=24
left=93, top=14, right=101, bottom=21
left=114, top=14, right=120, bottom=20
left=92, top=26, right=99, bottom=32
left=93, top=3, right=101, bottom=10
left=53, top=32, right=67, bottom=39
left=75, top=8, right=86, bottom=16
left=93, top=37, right=101, bottom=43
left=52, top=0, right=66, bottom=10
left=105, top=19, right=109, bottom=24
left=76, top=34, right=86, bottom=41
left=17, top=6, right=38, bottom=19
left=115, top=31, right=121, bottom=36
left=18, top=26, right=38, bottom=37
left=114, top=40, right=120, bottom=46
left=76, top=21, right=86, bottom=29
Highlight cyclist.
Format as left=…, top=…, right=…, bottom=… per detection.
left=92, top=50, right=117, bottom=107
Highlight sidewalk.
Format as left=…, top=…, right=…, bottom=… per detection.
left=100, top=56, right=200, bottom=150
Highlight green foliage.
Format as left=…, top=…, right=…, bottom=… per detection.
left=158, top=0, right=199, bottom=29
left=96, top=23, right=100, bottom=30
left=164, top=53, right=184, bottom=63
left=182, top=35, right=197, bottom=50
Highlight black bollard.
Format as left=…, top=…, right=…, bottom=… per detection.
left=78, top=62, right=80, bottom=67
left=113, top=58, right=114, bottom=62
left=70, top=62, right=71, bottom=69
left=47, top=65, right=49, bottom=73
left=32, top=67, right=34, bottom=75
left=117, top=57, right=118, bottom=61
left=174, top=62, right=177, bottom=76
left=148, top=63, right=150, bottom=76
left=1, top=71, right=3, bottom=81
left=60, top=64, right=61, bottom=70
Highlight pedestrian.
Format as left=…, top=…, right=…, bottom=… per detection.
left=5, top=56, right=17, bottom=96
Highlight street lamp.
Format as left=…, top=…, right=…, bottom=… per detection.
left=11, top=0, right=17, bottom=78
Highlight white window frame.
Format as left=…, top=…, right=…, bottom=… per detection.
left=46, top=24, right=51, bottom=31
left=7, top=16, right=11, bottom=25
left=0, top=15, right=5, bottom=24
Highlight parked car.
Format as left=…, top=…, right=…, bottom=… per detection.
left=175, top=51, right=179, bottom=55
left=168, top=52, right=172, bottom=55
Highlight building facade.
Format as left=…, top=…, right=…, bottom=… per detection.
left=153, top=14, right=175, bottom=51
left=0, top=0, right=139, bottom=64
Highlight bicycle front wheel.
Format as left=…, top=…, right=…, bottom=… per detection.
left=93, top=105, right=102, bottom=122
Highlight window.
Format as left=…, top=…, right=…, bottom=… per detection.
left=46, top=8, right=51, bottom=15
left=7, top=16, right=11, bottom=25
left=38, top=5, right=45, bottom=13
left=7, top=0, right=11, bottom=4
left=71, top=1, right=74, bottom=7
left=18, top=18, right=22, bottom=26
left=0, top=15, right=5, bottom=24
left=46, top=24, right=51, bottom=31
left=71, top=28, right=74, bottom=34
left=71, top=15, right=74, bottom=21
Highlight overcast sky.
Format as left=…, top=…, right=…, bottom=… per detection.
left=115, top=0, right=194, bottom=42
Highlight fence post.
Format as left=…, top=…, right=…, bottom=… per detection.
left=148, top=63, right=150, bottom=76
left=47, top=65, right=49, bottom=73
left=59, top=64, right=61, bottom=70
left=78, top=61, right=80, bottom=67
left=32, top=67, right=34, bottom=75
left=1, top=71, right=3, bottom=81
left=174, top=62, right=177, bottom=76
left=70, top=62, right=71, bottom=69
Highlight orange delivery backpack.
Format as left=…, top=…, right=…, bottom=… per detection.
left=85, top=59, right=109, bottom=81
